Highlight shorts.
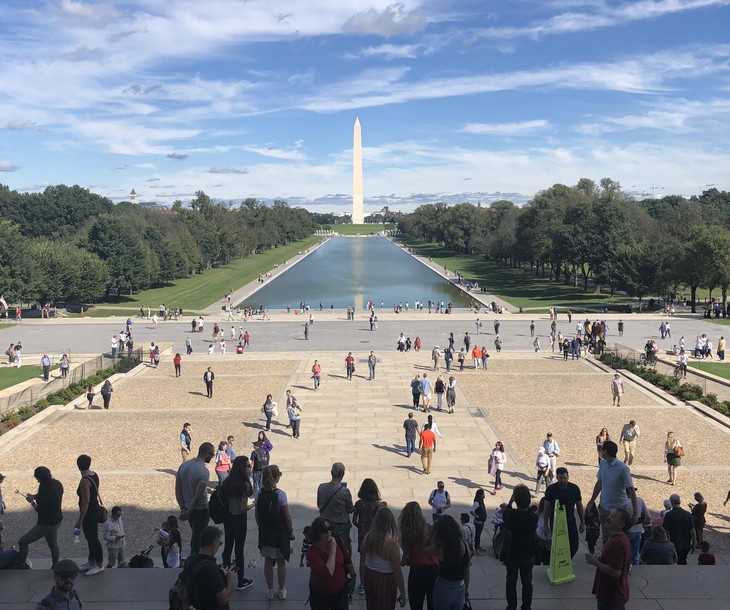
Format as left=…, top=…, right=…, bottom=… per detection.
left=423, top=393, right=432, bottom=400
left=331, top=522, right=352, bottom=545
left=260, top=546, right=287, bottom=560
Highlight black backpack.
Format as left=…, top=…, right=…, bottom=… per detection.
left=209, top=485, right=229, bottom=525
left=252, top=447, right=269, bottom=472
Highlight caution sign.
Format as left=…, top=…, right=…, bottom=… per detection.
left=547, top=500, right=575, bottom=585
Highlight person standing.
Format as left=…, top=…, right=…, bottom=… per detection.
left=359, top=508, right=406, bottom=610
left=173, top=353, right=182, bottom=377
left=718, top=335, right=726, bottom=361
left=180, top=423, right=192, bottom=462
left=40, top=354, right=52, bottom=381
left=398, top=501, right=438, bottom=610
left=586, top=507, right=631, bottom=610
left=446, top=375, right=457, bottom=414
left=530, top=321, right=535, bottom=337
left=434, top=375, right=446, bottom=411
left=542, top=432, right=560, bottom=481
left=490, top=441, right=507, bottom=495
left=288, top=399, right=302, bottom=439
left=34, top=559, right=83, bottom=610
left=175, top=442, right=214, bottom=555
left=304, top=323, right=309, bottom=340
left=428, top=481, right=451, bottom=522
left=225, top=435, right=236, bottom=461
left=503, top=485, right=538, bottom=610
left=203, top=367, right=214, bottom=399
left=664, top=431, right=683, bottom=486
left=17, top=466, right=64, bottom=568
left=220, top=456, right=255, bottom=590
left=184, top=525, right=236, bottom=609
left=403, top=412, right=419, bottom=458
left=689, top=492, right=707, bottom=546
left=595, top=428, right=610, bottom=467
left=250, top=439, right=270, bottom=500
left=419, top=424, right=436, bottom=475
left=215, top=441, right=232, bottom=484
left=103, top=506, right=126, bottom=568
left=611, top=374, right=624, bottom=407
left=463, top=332, right=471, bottom=351
left=367, top=351, right=376, bottom=381
left=543, top=467, right=585, bottom=559
left=626, top=489, right=651, bottom=566
left=262, top=394, right=276, bottom=431
left=617, top=320, right=624, bottom=336
left=618, top=420, right=640, bottom=465
left=431, top=345, right=441, bottom=371
left=317, top=463, right=354, bottom=556
left=305, top=360, right=319, bottom=391
left=345, top=352, right=355, bottom=380
left=306, top=516, right=357, bottom=610
left=470, top=489, right=488, bottom=554
left=431, top=515, right=470, bottom=610
left=74, top=454, right=104, bottom=576
left=60, top=354, right=70, bottom=379
left=662, top=493, right=696, bottom=565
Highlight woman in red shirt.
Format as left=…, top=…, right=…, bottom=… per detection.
left=307, top=517, right=356, bottom=610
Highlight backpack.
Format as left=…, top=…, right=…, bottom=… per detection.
left=168, top=558, right=209, bottom=610
left=208, top=485, right=229, bottom=525
left=252, top=447, right=269, bottom=472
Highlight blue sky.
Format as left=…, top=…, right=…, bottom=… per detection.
left=1, top=0, right=729, bottom=212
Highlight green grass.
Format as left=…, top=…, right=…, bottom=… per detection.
left=398, top=238, right=628, bottom=310
left=0, top=366, right=58, bottom=391
left=706, top=319, right=730, bottom=326
left=328, top=223, right=395, bottom=235
left=688, top=361, right=730, bottom=380
left=94, top=236, right=320, bottom=311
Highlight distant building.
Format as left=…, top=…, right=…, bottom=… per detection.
left=129, top=188, right=138, bottom=205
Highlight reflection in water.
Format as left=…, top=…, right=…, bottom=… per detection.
left=241, top=237, right=472, bottom=309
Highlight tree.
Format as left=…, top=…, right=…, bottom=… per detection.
left=0, top=220, right=35, bottom=302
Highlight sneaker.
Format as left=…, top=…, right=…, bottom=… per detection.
left=267, top=589, right=275, bottom=601
left=358, top=584, right=365, bottom=595
left=275, top=588, right=287, bottom=600
left=237, top=578, right=254, bottom=591
left=78, top=562, right=91, bottom=572
left=86, top=566, right=105, bottom=576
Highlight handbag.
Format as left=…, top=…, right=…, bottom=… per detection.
left=463, top=598, right=473, bottom=610
left=84, top=476, right=108, bottom=523
left=675, top=446, right=685, bottom=457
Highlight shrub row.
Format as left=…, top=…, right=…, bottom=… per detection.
left=0, top=356, right=139, bottom=434
left=599, top=353, right=730, bottom=416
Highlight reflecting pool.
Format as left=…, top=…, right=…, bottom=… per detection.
left=240, top=237, right=472, bottom=310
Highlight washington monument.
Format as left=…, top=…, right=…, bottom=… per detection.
left=352, top=117, right=364, bottom=224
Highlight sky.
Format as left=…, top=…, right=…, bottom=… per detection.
left=1, top=0, right=729, bottom=213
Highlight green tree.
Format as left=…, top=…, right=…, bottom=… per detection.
left=0, top=220, right=35, bottom=303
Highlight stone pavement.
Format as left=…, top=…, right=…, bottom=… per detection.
left=1, top=349, right=729, bottom=608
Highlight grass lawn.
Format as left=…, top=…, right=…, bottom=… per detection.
left=328, top=223, right=395, bottom=235
left=398, top=238, right=628, bottom=311
left=688, top=361, right=730, bottom=381
left=91, top=236, right=320, bottom=312
left=0, top=366, right=58, bottom=391
left=707, top=318, right=730, bottom=326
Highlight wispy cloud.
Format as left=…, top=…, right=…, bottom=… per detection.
left=0, top=161, right=20, bottom=172
left=360, top=43, right=422, bottom=60
left=244, top=145, right=305, bottom=160
left=343, top=3, right=427, bottom=37
left=167, top=153, right=190, bottom=161
left=462, top=120, right=549, bottom=135
left=207, top=167, right=250, bottom=174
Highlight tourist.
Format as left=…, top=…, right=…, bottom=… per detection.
left=457, top=347, right=466, bottom=370
left=697, top=541, right=715, bottom=565
left=175, top=442, right=214, bottom=555
left=428, top=480, right=451, bottom=522
left=689, top=492, right=707, bottom=546
left=470, top=489, right=488, bottom=555
left=490, top=441, right=506, bottom=495
left=431, top=345, right=440, bottom=371
left=403, top=412, right=420, bottom=458
left=618, top=420, right=640, bottom=465
left=317, top=463, right=354, bottom=556
left=542, top=432, right=560, bottom=481
left=60, top=354, right=70, bottom=379
left=17, top=466, right=64, bottom=568
left=184, top=525, right=236, bottom=609
left=446, top=375, right=457, bottom=414
left=250, top=439, right=270, bottom=500
left=503, top=485, right=537, bottom=610
left=663, top=432, right=683, bottom=486
left=471, top=345, right=481, bottom=369
left=345, top=352, right=355, bottom=380
left=173, top=352, right=181, bottom=377
left=611, top=374, right=624, bottom=407
left=419, top=424, right=436, bottom=475
left=288, top=399, right=302, bottom=439
left=398, top=501, right=438, bottom=609
left=595, top=428, right=610, bottom=466
left=179, top=423, right=192, bottom=462
left=35, top=559, right=83, bottom=609
left=100, top=380, right=113, bottom=410
left=662, top=493, right=696, bottom=565
left=434, top=375, right=445, bottom=411
left=257, top=465, right=294, bottom=601
left=203, top=367, right=214, bottom=399
left=359, top=508, right=406, bottom=610
left=423, top=415, right=441, bottom=452
left=40, top=353, right=52, bottom=381
left=74, top=454, right=104, bottom=575
left=352, top=478, right=387, bottom=557
left=220, top=456, right=255, bottom=590
left=586, top=509, right=631, bottom=608
left=626, top=489, right=651, bottom=565
left=162, top=515, right=182, bottom=568
left=367, top=351, right=376, bottom=381
left=431, top=515, right=471, bottom=610
left=103, top=506, right=126, bottom=568
left=420, top=373, right=432, bottom=412
left=639, top=525, right=677, bottom=565
left=225, top=436, right=236, bottom=461
left=85, top=384, right=95, bottom=408
left=535, top=448, right=549, bottom=496
left=262, top=394, right=276, bottom=431
left=410, top=374, right=421, bottom=409
left=215, top=441, right=232, bottom=483
left=481, top=346, right=489, bottom=370
left=312, top=359, right=322, bottom=389
left=543, top=467, right=585, bottom=558
left=306, top=516, right=357, bottom=610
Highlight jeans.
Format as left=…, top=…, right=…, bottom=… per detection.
left=18, top=522, right=61, bottom=567
left=368, top=364, right=375, bottom=379
left=82, top=511, right=104, bottom=565
left=314, top=375, right=321, bottom=389
left=265, top=411, right=272, bottom=430
left=188, top=508, right=210, bottom=555
left=405, top=436, right=416, bottom=457
left=291, top=418, right=301, bottom=438
left=596, top=602, right=625, bottom=610
left=432, top=577, right=464, bottom=610
left=107, top=545, right=125, bottom=567
left=223, top=512, right=248, bottom=578
left=412, top=393, right=420, bottom=408
left=252, top=471, right=262, bottom=500
left=505, top=556, right=534, bottom=610
left=408, top=564, right=437, bottom=610
left=474, top=521, right=485, bottom=550
left=627, top=530, right=642, bottom=565
left=309, top=585, right=349, bottom=610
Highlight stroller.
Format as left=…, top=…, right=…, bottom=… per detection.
left=128, top=545, right=154, bottom=568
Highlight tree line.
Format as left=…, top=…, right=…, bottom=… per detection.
left=398, top=179, right=730, bottom=312
left=0, top=185, right=317, bottom=305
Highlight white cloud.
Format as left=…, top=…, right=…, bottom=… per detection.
left=360, top=43, right=421, bottom=59
left=244, top=145, right=306, bottom=160
left=0, top=161, right=20, bottom=172
left=462, top=120, right=549, bottom=135
left=343, top=3, right=427, bottom=37
left=207, top=167, right=250, bottom=174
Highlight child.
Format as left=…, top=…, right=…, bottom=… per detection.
left=584, top=503, right=601, bottom=554
left=299, top=525, right=311, bottom=567
left=156, top=520, right=170, bottom=568
left=698, top=541, right=715, bottom=565
left=460, top=513, right=475, bottom=554
left=103, top=506, right=126, bottom=568
left=165, top=515, right=181, bottom=569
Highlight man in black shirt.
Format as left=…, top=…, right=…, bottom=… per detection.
left=503, top=485, right=538, bottom=610
left=662, top=494, right=696, bottom=565
left=18, top=466, right=64, bottom=567
left=543, top=467, right=585, bottom=558
left=185, top=525, right=235, bottom=610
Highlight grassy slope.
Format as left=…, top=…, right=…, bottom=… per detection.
left=398, top=238, right=626, bottom=310
left=688, top=361, right=730, bottom=381
left=0, top=366, right=58, bottom=391
left=92, top=236, right=320, bottom=312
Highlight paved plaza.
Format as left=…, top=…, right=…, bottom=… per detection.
left=1, top=338, right=729, bottom=608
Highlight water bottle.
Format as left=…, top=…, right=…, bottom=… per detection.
left=74, top=528, right=81, bottom=544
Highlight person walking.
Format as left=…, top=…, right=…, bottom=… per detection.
left=618, top=420, right=640, bottom=465
left=311, top=360, right=322, bottom=390
left=611, top=374, right=624, bottom=407
left=410, top=374, right=421, bottom=410
left=689, top=492, right=707, bottom=546
left=203, top=367, right=214, bottom=399
left=288, top=399, right=302, bottom=439
left=543, top=467, right=585, bottom=559
left=431, top=345, right=441, bottom=371
left=503, top=485, right=538, bottom=610
left=345, top=352, right=355, bottom=380
left=662, top=494, right=696, bottom=564
left=446, top=375, right=457, bottom=414
left=359, top=508, right=406, bottom=610
left=403, top=412, right=419, bottom=458
left=428, top=481, right=451, bottom=522
left=398, top=501, right=438, bottom=610
left=100, top=380, right=113, bottom=410
left=173, top=353, right=182, bottom=377
left=586, top=507, right=631, bottom=610
left=535, top=448, right=549, bottom=496
left=60, top=354, right=70, bottom=379
left=367, top=351, right=376, bottom=381
left=17, top=466, right=64, bottom=569
left=175, top=442, right=214, bottom=555
left=180, top=423, right=192, bottom=462
left=220, top=456, right=255, bottom=590
left=74, top=454, right=104, bottom=576
left=420, top=373, right=432, bottom=412
left=40, top=354, right=52, bottom=381
left=664, top=432, right=683, bottom=486
left=595, top=428, right=610, bottom=467
left=419, top=424, right=436, bottom=475
left=490, top=441, right=506, bottom=495
left=434, top=375, right=445, bottom=411
left=542, top=432, right=560, bottom=481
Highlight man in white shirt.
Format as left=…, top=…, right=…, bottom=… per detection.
left=619, top=420, right=640, bottom=466
left=428, top=481, right=451, bottom=522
